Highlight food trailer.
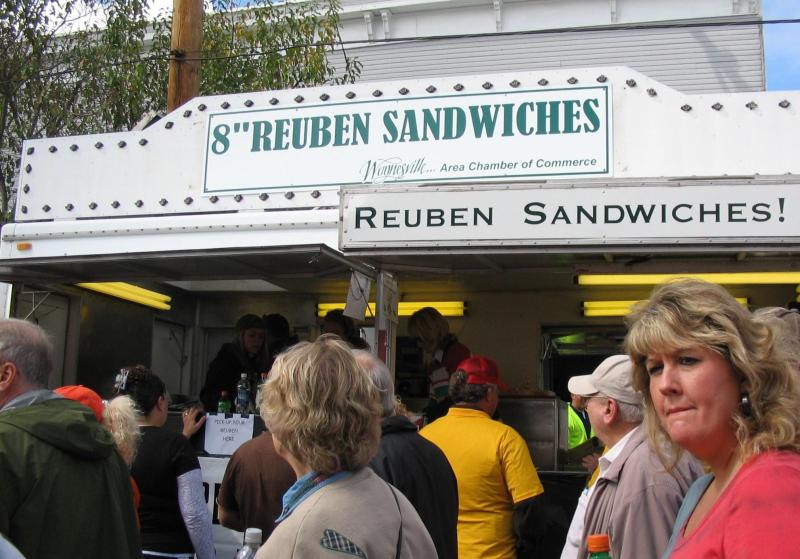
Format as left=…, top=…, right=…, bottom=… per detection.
left=2, top=66, right=798, bottom=554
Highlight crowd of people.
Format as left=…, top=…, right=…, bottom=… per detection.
left=1, top=284, right=800, bottom=558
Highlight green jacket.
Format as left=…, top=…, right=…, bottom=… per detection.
left=0, top=397, right=141, bottom=558
left=567, top=404, right=593, bottom=449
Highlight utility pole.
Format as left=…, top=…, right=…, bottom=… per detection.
left=167, top=0, right=203, bottom=111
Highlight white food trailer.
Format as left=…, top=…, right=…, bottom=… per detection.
left=2, top=66, right=798, bottom=554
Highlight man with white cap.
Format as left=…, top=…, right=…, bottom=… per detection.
left=562, top=355, right=702, bottom=559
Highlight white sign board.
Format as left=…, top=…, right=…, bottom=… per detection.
left=203, top=86, right=611, bottom=193
left=204, top=413, right=255, bottom=456
left=341, top=183, right=799, bottom=248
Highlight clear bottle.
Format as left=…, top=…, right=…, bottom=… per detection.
left=235, top=373, right=251, bottom=414
left=587, top=534, right=612, bottom=559
left=217, top=390, right=232, bottom=414
left=234, top=527, right=262, bottom=559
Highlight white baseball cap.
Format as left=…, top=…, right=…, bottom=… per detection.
left=567, top=354, right=641, bottom=406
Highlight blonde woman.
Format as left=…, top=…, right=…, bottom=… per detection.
left=625, top=279, right=800, bottom=558
left=408, top=307, right=470, bottom=422
left=256, top=335, right=437, bottom=559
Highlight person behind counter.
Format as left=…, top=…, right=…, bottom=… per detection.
left=625, top=279, right=800, bottom=558
left=321, top=309, right=370, bottom=349
left=200, top=313, right=270, bottom=411
left=408, top=306, right=471, bottom=422
left=255, top=335, right=437, bottom=559
left=263, top=313, right=299, bottom=370
left=115, top=365, right=215, bottom=559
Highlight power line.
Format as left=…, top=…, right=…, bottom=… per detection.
left=28, top=17, right=800, bottom=79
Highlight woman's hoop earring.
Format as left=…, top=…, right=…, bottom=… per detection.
left=739, top=394, right=753, bottom=418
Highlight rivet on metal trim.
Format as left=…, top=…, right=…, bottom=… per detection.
left=198, top=104, right=207, bottom=111
left=567, top=77, right=578, bottom=84
left=482, top=82, right=493, bottom=90
left=111, top=201, right=120, bottom=208
left=139, top=139, right=148, bottom=146
left=647, top=88, right=657, bottom=97
left=70, top=144, right=78, bottom=151
left=244, top=100, right=254, bottom=107
left=42, top=205, right=51, bottom=212
left=454, top=84, right=464, bottom=91
left=259, top=193, right=269, bottom=201
left=135, top=200, right=144, bottom=207
left=49, top=146, right=57, bottom=153
left=221, top=102, right=230, bottom=109
left=234, top=194, right=243, bottom=202
left=285, top=192, right=295, bottom=199
left=118, top=141, right=127, bottom=148
left=626, top=79, right=637, bottom=87
left=210, top=196, right=219, bottom=203
left=183, top=110, right=192, bottom=117
left=159, top=198, right=168, bottom=206
left=294, top=95, right=304, bottom=103
left=537, top=79, right=548, bottom=86
left=95, top=142, right=103, bottom=149
left=346, top=92, right=356, bottom=99
left=712, top=103, right=723, bottom=111
left=184, top=197, right=193, bottom=205
left=779, top=100, right=791, bottom=108
left=399, top=88, right=409, bottom=95
left=681, top=104, right=692, bottom=112
left=311, top=190, right=321, bottom=198
left=746, top=101, right=758, bottom=110
left=426, top=85, right=436, bottom=93
left=26, top=147, right=34, bottom=155
left=22, top=185, right=30, bottom=194
left=165, top=121, right=174, bottom=129
left=89, top=202, right=98, bottom=209
left=65, top=203, right=74, bottom=211
left=372, top=90, right=382, bottom=97
left=269, top=98, right=279, bottom=105
left=509, top=80, right=520, bottom=88
left=597, top=75, right=607, bottom=83
left=319, top=94, right=330, bottom=101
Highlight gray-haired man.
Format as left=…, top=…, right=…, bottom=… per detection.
left=0, top=318, right=140, bottom=558
left=354, top=350, right=459, bottom=559
left=562, top=354, right=702, bottom=559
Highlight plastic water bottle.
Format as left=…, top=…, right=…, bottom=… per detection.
left=234, top=527, right=262, bottom=559
left=217, top=390, right=232, bottom=414
left=235, top=373, right=251, bottom=414
left=587, top=534, right=612, bottom=558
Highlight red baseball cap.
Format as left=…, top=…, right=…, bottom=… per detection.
left=55, top=385, right=104, bottom=422
left=457, top=356, right=508, bottom=391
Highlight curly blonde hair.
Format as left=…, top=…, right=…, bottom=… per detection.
left=625, top=279, right=800, bottom=466
left=103, top=395, right=141, bottom=465
left=259, top=335, right=381, bottom=474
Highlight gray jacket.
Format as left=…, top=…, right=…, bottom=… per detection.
left=578, top=426, right=703, bottom=559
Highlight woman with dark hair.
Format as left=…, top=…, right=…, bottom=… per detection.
left=321, top=309, right=369, bottom=349
left=625, top=279, right=800, bottom=558
left=116, top=365, right=215, bottom=559
left=200, top=313, right=269, bottom=411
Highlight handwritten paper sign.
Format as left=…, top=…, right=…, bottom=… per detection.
left=203, top=413, right=255, bottom=456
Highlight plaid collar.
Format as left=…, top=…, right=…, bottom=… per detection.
left=277, top=469, right=352, bottom=522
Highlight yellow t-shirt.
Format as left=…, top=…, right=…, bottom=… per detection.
left=421, top=407, right=544, bottom=559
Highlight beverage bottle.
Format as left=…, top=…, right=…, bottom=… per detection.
left=587, top=534, right=611, bottom=559
left=234, top=527, right=262, bottom=559
left=235, top=373, right=251, bottom=414
left=217, top=390, right=232, bottom=414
